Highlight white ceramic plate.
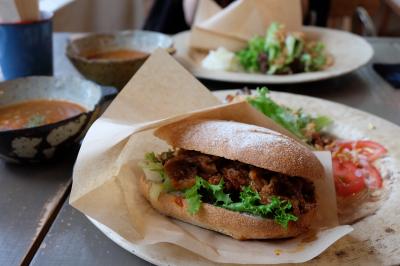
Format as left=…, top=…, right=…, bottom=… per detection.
left=88, top=90, right=400, bottom=266
left=172, top=27, right=374, bottom=84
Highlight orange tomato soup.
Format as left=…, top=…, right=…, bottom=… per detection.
left=86, top=49, right=149, bottom=60
left=0, top=100, right=86, bottom=131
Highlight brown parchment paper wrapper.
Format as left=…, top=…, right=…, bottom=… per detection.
left=190, top=0, right=303, bottom=51
left=70, top=49, right=352, bottom=264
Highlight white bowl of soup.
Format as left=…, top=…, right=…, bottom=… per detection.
left=0, top=76, right=115, bottom=163
left=66, top=30, right=174, bottom=90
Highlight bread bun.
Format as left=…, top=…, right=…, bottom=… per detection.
left=142, top=119, right=322, bottom=239
left=139, top=176, right=316, bottom=240
left=155, top=119, right=324, bottom=181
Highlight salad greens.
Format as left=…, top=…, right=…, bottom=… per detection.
left=142, top=154, right=298, bottom=229
left=184, top=176, right=297, bottom=228
left=236, top=36, right=265, bottom=72
left=247, top=87, right=332, bottom=143
left=236, top=22, right=329, bottom=74
left=223, top=186, right=298, bottom=228
left=143, top=152, right=173, bottom=191
left=184, top=176, right=232, bottom=215
left=301, top=42, right=328, bottom=72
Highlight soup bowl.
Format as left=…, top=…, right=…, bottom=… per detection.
left=0, top=76, right=115, bottom=163
left=66, top=30, right=174, bottom=90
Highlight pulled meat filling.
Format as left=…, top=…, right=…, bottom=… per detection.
left=161, top=149, right=316, bottom=215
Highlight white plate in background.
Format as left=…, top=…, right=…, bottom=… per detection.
left=172, top=27, right=374, bottom=84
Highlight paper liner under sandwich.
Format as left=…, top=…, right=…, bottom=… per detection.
left=70, top=49, right=352, bottom=264
left=190, top=0, right=302, bottom=51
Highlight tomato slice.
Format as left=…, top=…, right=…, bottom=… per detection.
left=361, top=164, right=383, bottom=189
left=329, top=140, right=386, bottom=197
left=357, top=141, right=387, bottom=162
left=334, top=140, right=387, bottom=162
left=332, top=158, right=366, bottom=197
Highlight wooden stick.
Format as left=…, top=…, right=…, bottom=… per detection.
left=14, top=0, right=40, bottom=21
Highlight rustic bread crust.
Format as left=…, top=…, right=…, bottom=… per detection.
left=140, top=176, right=316, bottom=240
left=154, top=119, right=324, bottom=181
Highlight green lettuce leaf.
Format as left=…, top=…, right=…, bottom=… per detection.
left=143, top=152, right=164, bottom=175
left=184, top=177, right=203, bottom=214
left=264, top=22, right=282, bottom=62
left=314, top=116, right=332, bottom=131
left=223, top=186, right=297, bottom=228
left=207, top=180, right=232, bottom=205
left=235, top=22, right=328, bottom=74
left=302, top=42, right=327, bottom=72
left=247, top=87, right=305, bottom=139
left=285, top=34, right=304, bottom=64
left=142, top=152, right=173, bottom=191
left=184, top=176, right=232, bottom=214
left=247, top=87, right=332, bottom=143
left=236, top=36, right=265, bottom=72
left=185, top=176, right=297, bottom=228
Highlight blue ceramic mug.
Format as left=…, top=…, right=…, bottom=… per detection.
left=0, top=12, right=53, bottom=80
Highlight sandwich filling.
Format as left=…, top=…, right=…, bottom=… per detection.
left=143, top=149, right=316, bottom=228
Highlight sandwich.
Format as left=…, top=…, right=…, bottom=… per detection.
left=140, top=119, right=324, bottom=240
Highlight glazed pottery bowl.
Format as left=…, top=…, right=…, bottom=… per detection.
left=0, top=76, right=115, bottom=163
left=66, top=30, right=174, bottom=90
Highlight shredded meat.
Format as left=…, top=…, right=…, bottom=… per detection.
left=221, top=162, right=249, bottom=191
left=161, top=149, right=316, bottom=214
left=163, top=156, right=196, bottom=190
left=311, top=132, right=335, bottom=150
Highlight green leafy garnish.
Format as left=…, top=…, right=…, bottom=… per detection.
left=144, top=152, right=164, bottom=175
left=25, top=114, right=46, bottom=128
left=184, top=177, right=203, bottom=214
left=142, top=153, right=298, bottom=228
left=247, top=87, right=332, bottom=143
left=314, top=116, right=332, bottom=132
left=235, top=22, right=329, bottom=74
left=285, top=34, right=304, bottom=64
left=236, top=36, right=265, bottom=72
left=142, top=152, right=173, bottom=191
left=184, top=176, right=297, bottom=228
left=184, top=176, right=232, bottom=214
left=223, top=186, right=298, bottom=228
left=301, top=42, right=327, bottom=72
left=264, top=22, right=282, bottom=63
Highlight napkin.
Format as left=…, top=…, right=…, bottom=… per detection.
left=0, top=0, right=20, bottom=23
left=40, top=0, right=74, bottom=13
left=190, top=0, right=303, bottom=51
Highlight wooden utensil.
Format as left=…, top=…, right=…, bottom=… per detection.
left=14, top=0, right=40, bottom=21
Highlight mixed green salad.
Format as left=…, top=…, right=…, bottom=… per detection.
left=202, top=23, right=331, bottom=75
left=236, top=23, right=330, bottom=74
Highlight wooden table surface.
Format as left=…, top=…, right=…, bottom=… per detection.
left=1, top=34, right=400, bottom=266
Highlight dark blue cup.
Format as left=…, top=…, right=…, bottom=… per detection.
left=0, top=12, right=53, bottom=80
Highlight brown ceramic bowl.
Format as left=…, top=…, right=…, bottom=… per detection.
left=66, top=30, right=174, bottom=90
